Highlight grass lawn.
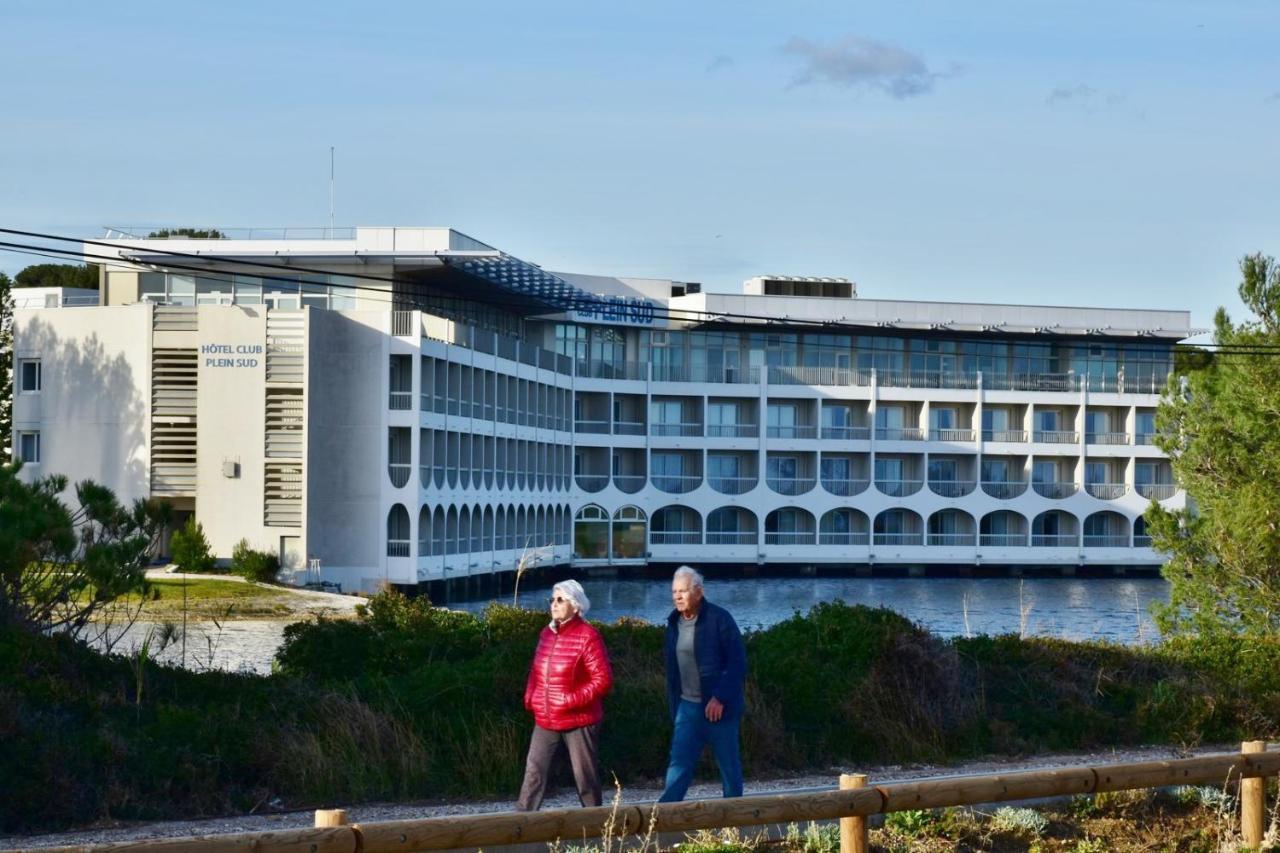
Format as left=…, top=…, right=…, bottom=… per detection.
left=133, top=577, right=300, bottom=620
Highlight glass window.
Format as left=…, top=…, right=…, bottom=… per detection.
left=767, top=456, right=798, bottom=479
left=876, top=406, right=906, bottom=429
left=981, top=458, right=1010, bottom=482
left=708, top=455, right=740, bottom=478
left=823, top=406, right=850, bottom=428
left=329, top=276, right=358, bottom=310
left=928, top=459, right=957, bottom=481
left=767, top=404, right=797, bottom=428
left=1033, top=461, right=1059, bottom=483
left=1085, top=461, right=1109, bottom=483
left=1136, top=411, right=1156, bottom=436
left=1036, top=410, right=1060, bottom=432
left=930, top=407, right=957, bottom=430
left=874, top=457, right=904, bottom=481
left=17, top=431, right=40, bottom=463
left=821, top=457, right=850, bottom=480
left=168, top=274, right=195, bottom=306
left=139, top=272, right=167, bottom=302
left=707, top=403, right=738, bottom=426
left=18, top=359, right=41, bottom=392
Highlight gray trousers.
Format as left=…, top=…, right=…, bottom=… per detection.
left=516, top=723, right=602, bottom=811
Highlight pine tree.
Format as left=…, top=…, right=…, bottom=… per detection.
left=1150, top=253, right=1280, bottom=637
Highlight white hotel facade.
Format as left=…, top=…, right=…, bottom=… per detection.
left=10, top=227, right=1190, bottom=592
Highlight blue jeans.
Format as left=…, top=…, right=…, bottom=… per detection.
left=658, top=699, right=744, bottom=802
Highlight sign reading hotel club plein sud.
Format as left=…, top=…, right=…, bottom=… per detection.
left=200, top=343, right=263, bottom=368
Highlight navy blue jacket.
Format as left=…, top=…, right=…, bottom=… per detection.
left=664, top=599, right=747, bottom=720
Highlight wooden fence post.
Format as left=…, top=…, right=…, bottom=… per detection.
left=315, top=809, right=348, bottom=828
left=840, top=773, right=869, bottom=853
left=1241, top=741, right=1266, bottom=848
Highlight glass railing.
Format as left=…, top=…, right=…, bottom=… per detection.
left=764, top=532, right=817, bottom=545
left=650, top=423, right=703, bottom=437
left=876, top=479, right=924, bottom=497
left=706, top=532, right=757, bottom=545
left=1032, top=482, right=1078, bottom=499
left=574, top=420, right=611, bottom=434
left=983, top=429, right=1027, bottom=442
left=822, top=477, right=870, bottom=496
left=875, top=428, right=925, bottom=441
left=1085, top=482, right=1128, bottom=500
left=1136, top=483, right=1177, bottom=500
left=767, top=425, right=818, bottom=439
left=927, top=533, right=977, bottom=546
left=613, top=475, right=646, bottom=494
left=981, top=480, right=1027, bottom=499
left=709, top=476, right=757, bottom=495
left=613, top=421, right=647, bottom=435
left=873, top=533, right=925, bottom=546
left=767, top=477, right=817, bottom=496
left=1031, top=534, right=1077, bottom=547
left=928, top=480, right=977, bottom=498
left=707, top=423, right=759, bottom=437
left=650, top=532, right=702, bottom=545
left=980, top=533, right=1027, bottom=547
left=1083, top=535, right=1130, bottom=548
left=653, top=475, right=702, bottom=494
left=819, top=532, right=871, bottom=545
left=652, top=364, right=761, bottom=383
left=821, top=425, right=872, bottom=440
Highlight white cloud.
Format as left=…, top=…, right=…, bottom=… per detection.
left=781, top=35, right=947, bottom=99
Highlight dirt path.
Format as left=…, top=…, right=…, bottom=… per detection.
left=1, top=743, right=1235, bottom=850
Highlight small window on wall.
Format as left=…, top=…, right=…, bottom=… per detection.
left=19, top=359, right=41, bottom=392
left=17, top=431, right=40, bottom=464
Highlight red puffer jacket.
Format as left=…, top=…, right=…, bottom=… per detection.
left=524, top=615, right=613, bottom=731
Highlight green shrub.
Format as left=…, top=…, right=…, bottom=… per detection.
left=169, top=517, right=216, bottom=573
left=230, top=539, right=280, bottom=583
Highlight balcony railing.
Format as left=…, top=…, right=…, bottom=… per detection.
left=652, top=364, right=760, bottom=383
left=981, top=480, right=1028, bottom=499
left=707, top=424, right=758, bottom=438
left=1085, top=482, right=1128, bottom=500
left=983, top=429, right=1027, bottom=443
left=1135, top=432, right=1157, bottom=446
left=767, top=425, right=818, bottom=439
left=575, top=474, right=609, bottom=493
left=876, top=479, right=924, bottom=497
left=1137, top=483, right=1178, bottom=500
left=822, top=477, right=870, bottom=496
left=764, top=532, right=817, bottom=545
left=650, top=532, right=702, bottom=545
left=875, top=427, right=926, bottom=441
left=1087, top=432, right=1129, bottom=445
left=1083, top=535, right=1130, bottom=548
left=821, top=425, right=872, bottom=440
left=1034, top=430, right=1079, bottom=444
left=929, top=480, right=977, bottom=498
left=1031, top=534, right=1077, bottom=547
left=767, top=366, right=872, bottom=387
left=709, top=476, right=757, bottom=495
left=388, top=463, right=412, bottom=488
left=930, top=428, right=975, bottom=442
left=819, top=532, right=871, bottom=545
left=389, top=391, right=413, bottom=411
left=387, top=540, right=411, bottom=557
left=927, top=533, right=977, bottom=547
left=1032, top=481, right=1077, bottom=499
left=706, top=532, right=757, bottom=545
left=574, top=419, right=611, bottom=434
left=873, top=533, right=925, bottom=546
left=613, top=475, right=646, bottom=494
left=576, top=360, right=648, bottom=380
left=767, top=477, right=817, bottom=496
left=877, top=370, right=980, bottom=389
left=653, top=475, right=702, bottom=494
left=651, top=423, right=703, bottom=437
left=1133, top=535, right=1153, bottom=547
left=984, top=373, right=1078, bottom=392
left=980, top=533, right=1028, bottom=547
left=613, top=420, right=647, bottom=436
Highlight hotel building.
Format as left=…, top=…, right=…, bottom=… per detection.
left=10, top=227, right=1190, bottom=592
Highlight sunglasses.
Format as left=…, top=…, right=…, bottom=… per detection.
left=549, top=595, right=570, bottom=605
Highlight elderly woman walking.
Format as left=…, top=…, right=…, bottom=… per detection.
left=516, top=579, right=613, bottom=811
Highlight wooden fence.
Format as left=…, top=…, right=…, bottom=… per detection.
left=39, top=742, right=1276, bottom=853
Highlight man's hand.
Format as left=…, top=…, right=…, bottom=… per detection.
left=705, top=697, right=724, bottom=722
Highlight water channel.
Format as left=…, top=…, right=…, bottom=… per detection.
left=104, top=576, right=1170, bottom=675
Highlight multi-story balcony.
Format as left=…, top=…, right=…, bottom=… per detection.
left=1083, top=534, right=1130, bottom=547
left=1136, top=483, right=1178, bottom=500
left=767, top=424, right=818, bottom=439
left=983, top=429, right=1027, bottom=442
left=706, top=531, right=757, bottom=545
left=981, top=480, right=1028, bottom=499
left=821, top=425, right=872, bottom=440
left=708, top=476, right=756, bottom=495
left=1031, top=534, right=1077, bottom=547
left=651, top=422, right=703, bottom=437
left=1033, top=481, right=1077, bottom=499
left=707, top=423, right=759, bottom=437
left=980, top=533, right=1028, bottom=547
left=875, top=427, right=925, bottom=441
left=575, top=475, right=609, bottom=492
left=1034, top=430, right=1079, bottom=444
left=768, top=476, right=817, bottom=496
left=612, top=475, right=646, bottom=494
left=575, top=419, right=611, bottom=434
left=877, top=478, right=924, bottom=497
left=614, top=420, right=647, bottom=436
left=819, top=531, right=871, bottom=545
left=927, top=533, right=977, bottom=546
left=930, top=428, right=975, bottom=442
left=653, top=474, right=702, bottom=494
left=1086, top=432, right=1129, bottom=446
left=822, top=477, right=871, bottom=497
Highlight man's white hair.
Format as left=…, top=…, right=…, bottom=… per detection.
left=673, top=565, right=704, bottom=589
left=552, top=579, right=591, bottom=616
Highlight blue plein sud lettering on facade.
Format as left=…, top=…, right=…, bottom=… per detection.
left=201, top=342, right=263, bottom=368
left=571, top=296, right=657, bottom=326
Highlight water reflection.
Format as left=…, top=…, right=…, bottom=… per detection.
left=457, top=577, right=1169, bottom=644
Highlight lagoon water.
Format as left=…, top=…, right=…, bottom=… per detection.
left=102, top=576, right=1169, bottom=674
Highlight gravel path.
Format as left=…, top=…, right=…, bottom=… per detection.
left=0, top=743, right=1233, bottom=850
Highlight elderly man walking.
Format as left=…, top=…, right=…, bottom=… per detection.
left=658, top=565, right=747, bottom=802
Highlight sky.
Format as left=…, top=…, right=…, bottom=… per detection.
left=2, top=0, right=1279, bottom=332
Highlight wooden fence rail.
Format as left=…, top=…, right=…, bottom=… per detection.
left=39, top=743, right=1277, bottom=853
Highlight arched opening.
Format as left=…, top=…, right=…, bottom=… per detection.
left=1032, top=510, right=1079, bottom=547
left=1083, top=511, right=1129, bottom=547
left=873, top=509, right=924, bottom=546
left=706, top=506, right=758, bottom=545
left=927, top=509, right=976, bottom=546
left=651, top=505, right=702, bottom=545
left=819, top=508, right=870, bottom=545
left=979, top=510, right=1028, bottom=547
left=418, top=505, right=431, bottom=556
left=764, top=507, right=816, bottom=545
left=386, top=504, right=410, bottom=557
left=612, top=506, right=647, bottom=559
left=574, top=505, right=609, bottom=559
left=1134, top=515, right=1152, bottom=547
